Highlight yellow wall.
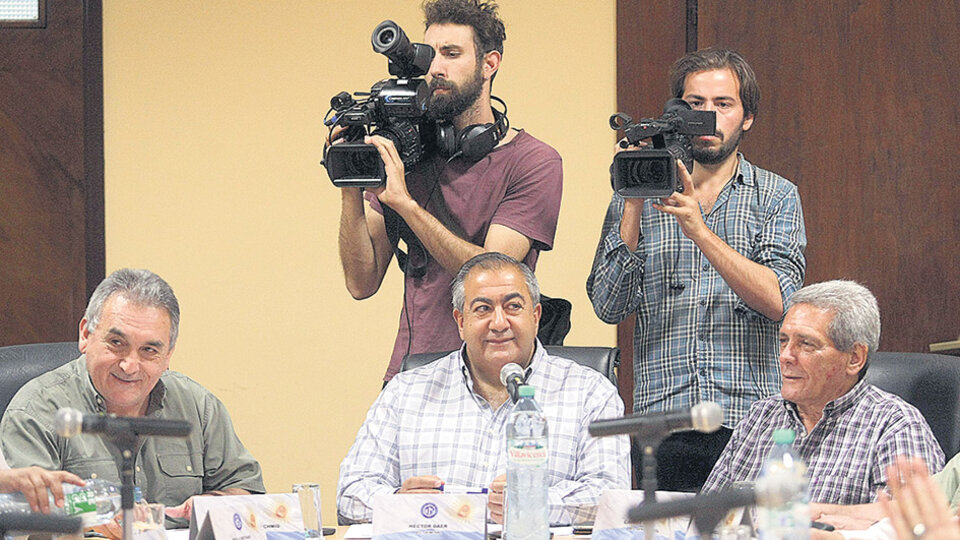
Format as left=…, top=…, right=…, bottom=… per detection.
left=102, top=0, right=616, bottom=524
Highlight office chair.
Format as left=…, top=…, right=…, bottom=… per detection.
left=400, top=345, right=620, bottom=386
left=866, top=351, right=960, bottom=458
left=0, top=342, right=79, bottom=418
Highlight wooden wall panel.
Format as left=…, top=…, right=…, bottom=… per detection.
left=0, top=0, right=103, bottom=346
left=696, top=0, right=960, bottom=352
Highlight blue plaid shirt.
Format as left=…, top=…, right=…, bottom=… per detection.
left=586, top=155, right=806, bottom=425
left=702, top=381, right=945, bottom=504
left=336, top=343, right=630, bottom=525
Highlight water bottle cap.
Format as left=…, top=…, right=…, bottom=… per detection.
left=772, top=428, right=796, bottom=444
left=518, top=385, right=535, bottom=398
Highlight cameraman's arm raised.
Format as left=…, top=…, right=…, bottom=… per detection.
left=653, top=160, right=785, bottom=319
left=333, top=125, right=396, bottom=300
left=365, top=135, right=533, bottom=274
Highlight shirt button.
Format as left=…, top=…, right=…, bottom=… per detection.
left=699, top=368, right=708, bottom=376
left=136, top=466, right=141, bottom=472
left=698, top=333, right=706, bottom=341
left=699, top=298, right=707, bottom=306
left=91, top=473, right=98, bottom=479
left=702, top=264, right=709, bottom=271
left=186, top=465, right=193, bottom=472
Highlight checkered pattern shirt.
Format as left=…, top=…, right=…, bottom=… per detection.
left=702, top=381, right=945, bottom=504
left=586, top=155, right=806, bottom=425
left=336, top=343, right=631, bottom=525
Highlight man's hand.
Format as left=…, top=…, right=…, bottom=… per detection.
left=0, top=467, right=84, bottom=513
left=882, top=457, right=960, bottom=540
left=366, top=135, right=414, bottom=210
left=399, top=475, right=444, bottom=494
left=487, top=474, right=506, bottom=524
left=651, top=160, right=707, bottom=239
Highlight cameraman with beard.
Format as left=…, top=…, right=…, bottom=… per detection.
left=336, top=0, right=562, bottom=384
left=586, top=48, right=807, bottom=491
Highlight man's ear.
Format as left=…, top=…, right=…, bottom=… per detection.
left=742, top=112, right=755, bottom=133
left=482, top=50, right=500, bottom=83
left=454, top=309, right=465, bottom=341
left=78, top=317, right=91, bottom=353
left=848, top=343, right=868, bottom=377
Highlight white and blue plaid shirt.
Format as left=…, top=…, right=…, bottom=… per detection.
left=337, top=343, right=630, bottom=525
left=587, top=155, right=806, bottom=426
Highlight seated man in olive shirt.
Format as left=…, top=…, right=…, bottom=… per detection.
left=0, top=269, right=264, bottom=523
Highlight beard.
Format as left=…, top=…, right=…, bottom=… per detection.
left=691, top=123, right=744, bottom=165
left=426, top=62, right=484, bottom=121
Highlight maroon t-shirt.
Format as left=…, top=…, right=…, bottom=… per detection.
left=367, top=129, right=563, bottom=380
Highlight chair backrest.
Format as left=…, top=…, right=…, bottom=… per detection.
left=400, top=345, right=620, bottom=386
left=865, top=351, right=960, bottom=458
left=0, top=342, right=79, bottom=418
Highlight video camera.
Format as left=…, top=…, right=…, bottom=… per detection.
left=609, top=98, right=716, bottom=198
left=323, top=21, right=436, bottom=188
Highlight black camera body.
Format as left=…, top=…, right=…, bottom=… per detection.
left=324, top=21, right=436, bottom=188
left=609, top=98, right=716, bottom=198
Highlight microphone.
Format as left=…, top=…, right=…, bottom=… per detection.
left=627, top=474, right=801, bottom=534
left=55, top=408, right=192, bottom=439
left=499, top=363, right=526, bottom=404
left=588, top=401, right=723, bottom=440
left=0, top=513, right=82, bottom=535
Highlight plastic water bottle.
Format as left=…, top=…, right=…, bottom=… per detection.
left=0, top=478, right=122, bottom=527
left=757, top=429, right=810, bottom=540
left=505, top=385, right=549, bottom=540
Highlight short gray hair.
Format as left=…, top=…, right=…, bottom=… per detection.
left=84, top=269, right=181, bottom=348
left=451, top=252, right=540, bottom=312
left=786, top=280, right=880, bottom=379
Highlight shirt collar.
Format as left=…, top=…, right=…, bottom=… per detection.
left=456, top=339, right=546, bottom=395
left=734, top=152, right=754, bottom=187
left=779, top=379, right=868, bottom=426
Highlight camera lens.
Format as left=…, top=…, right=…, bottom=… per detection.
left=376, top=28, right=396, bottom=47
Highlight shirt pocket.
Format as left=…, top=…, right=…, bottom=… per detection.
left=63, top=456, right=117, bottom=481
left=156, top=452, right=204, bottom=502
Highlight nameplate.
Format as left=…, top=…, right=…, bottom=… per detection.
left=593, top=490, right=698, bottom=540
left=191, top=493, right=305, bottom=540
left=372, top=493, right=486, bottom=540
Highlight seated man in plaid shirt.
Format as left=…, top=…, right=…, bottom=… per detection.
left=702, top=280, right=944, bottom=504
left=337, top=253, right=630, bottom=525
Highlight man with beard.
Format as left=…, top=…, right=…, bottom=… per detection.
left=586, top=48, right=806, bottom=491
left=335, top=0, right=562, bottom=383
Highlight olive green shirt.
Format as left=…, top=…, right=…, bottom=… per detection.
left=934, top=452, right=960, bottom=508
left=0, top=356, right=265, bottom=512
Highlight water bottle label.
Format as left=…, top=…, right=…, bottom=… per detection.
left=64, top=489, right=98, bottom=516
left=508, top=443, right=547, bottom=465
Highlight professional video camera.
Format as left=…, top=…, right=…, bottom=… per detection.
left=609, top=98, right=716, bottom=198
left=323, top=20, right=436, bottom=188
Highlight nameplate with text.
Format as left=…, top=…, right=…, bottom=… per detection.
left=593, top=490, right=699, bottom=540
left=372, top=493, right=486, bottom=540
left=191, top=493, right=304, bottom=540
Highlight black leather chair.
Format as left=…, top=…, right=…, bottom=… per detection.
left=865, top=352, right=960, bottom=458
left=0, top=342, right=79, bottom=418
left=400, top=345, right=620, bottom=386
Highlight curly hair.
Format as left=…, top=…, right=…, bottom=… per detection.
left=422, top=0, right=506, bottom=59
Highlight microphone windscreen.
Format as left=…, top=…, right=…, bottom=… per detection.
left=54, top=408, right=83, bottom=438
left=690, top=402, right=723, bottom=433
left=499, top=363, right=524, bottom=386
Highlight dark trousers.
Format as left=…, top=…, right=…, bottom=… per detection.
left=633, top=427, right=733, bottom=492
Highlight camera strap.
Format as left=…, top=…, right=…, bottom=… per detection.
left=382, top=204, right=425, bottom=279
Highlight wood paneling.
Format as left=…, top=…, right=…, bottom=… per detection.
left=615, top=0, right=960, bottom=394
left=0, top=0, right=103, bottom=345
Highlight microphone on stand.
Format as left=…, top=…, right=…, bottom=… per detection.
left=55, top=407, right=192, bottom=438
left=499, top=363, right=526, bottom=403
left=588, top=401, right=723, bottom=440
left=627, top=474, right=801, bottom=534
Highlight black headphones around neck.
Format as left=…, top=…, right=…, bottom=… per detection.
left=435, top=96, right=509, bottom=162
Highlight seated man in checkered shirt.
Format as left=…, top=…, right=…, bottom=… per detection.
left=702, top=280, right=944, bottom=504
left=337, top=252, right=631, bottom=525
